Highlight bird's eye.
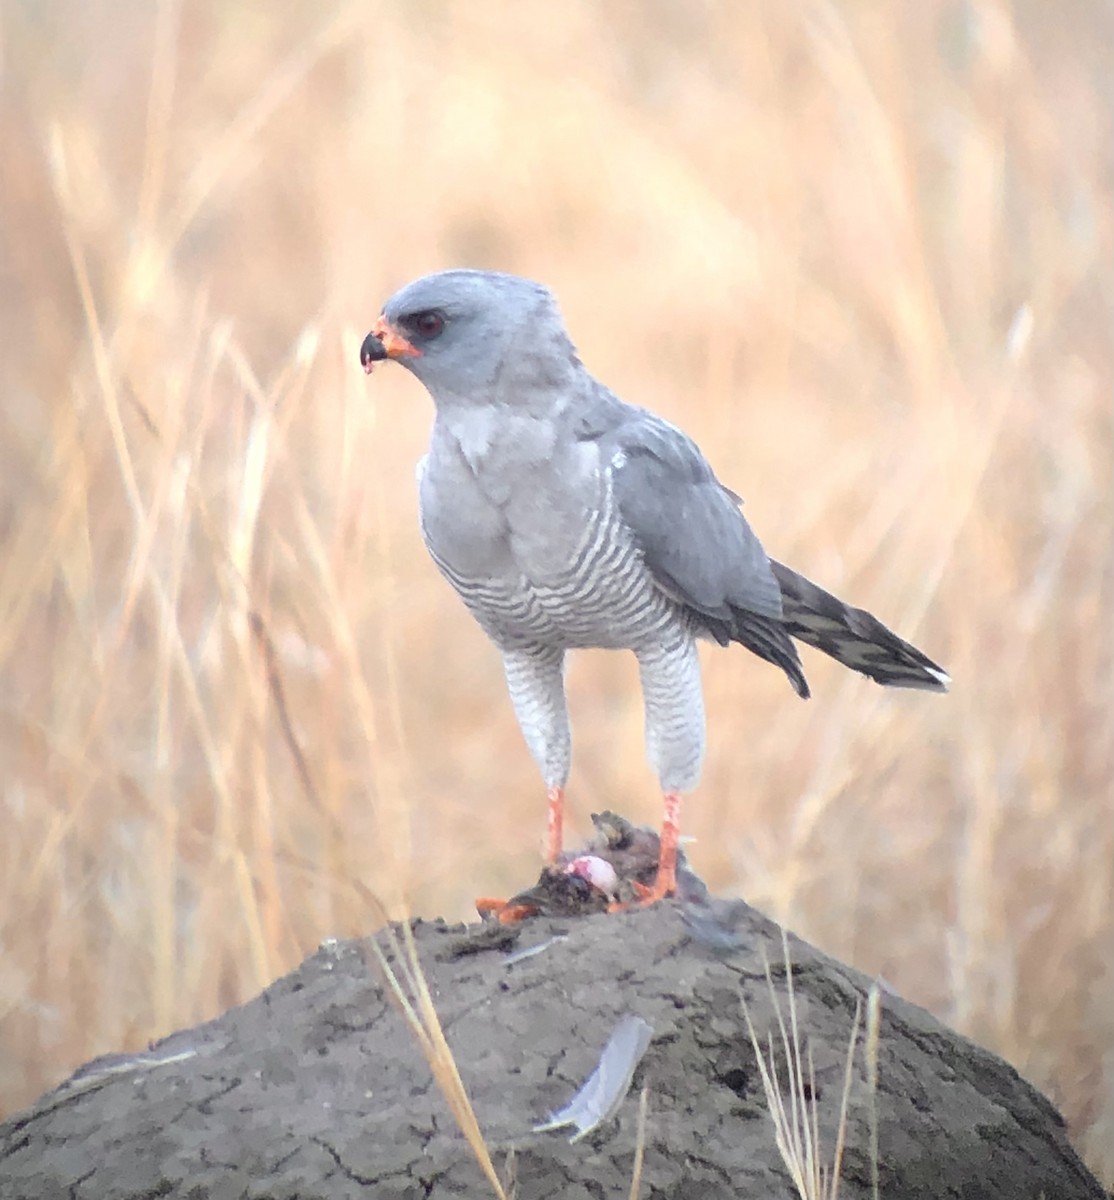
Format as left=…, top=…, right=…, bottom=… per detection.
left=411, top=310, right=444, bottom=338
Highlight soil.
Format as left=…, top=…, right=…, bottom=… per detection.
left=0, top=832, right=1105, bottom=1199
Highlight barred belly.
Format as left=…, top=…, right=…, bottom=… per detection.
left=425, top=490, right=684, bottom=653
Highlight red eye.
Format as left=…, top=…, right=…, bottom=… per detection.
left=413, top=311, right=444, bottom=338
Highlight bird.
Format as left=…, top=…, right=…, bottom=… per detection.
left=359, top=269, right=948, bottom=902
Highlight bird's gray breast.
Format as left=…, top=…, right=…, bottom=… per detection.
left=418, top=417, right=674, bottom=650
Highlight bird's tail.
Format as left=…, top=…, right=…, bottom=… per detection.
left=770, top=560, right=950, bottom=692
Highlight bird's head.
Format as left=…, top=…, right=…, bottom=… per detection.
left=360, top=270, right=579, bottom=406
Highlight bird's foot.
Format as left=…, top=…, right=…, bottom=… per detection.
left=475, top=896, right=539, bottom=924
left=630, top=861, right=678, bottom=906
left=620, top=791, right=682, bottom=906
left=475, top=857, right=615, bottom=924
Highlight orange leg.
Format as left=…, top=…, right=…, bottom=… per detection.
left=640, top=790, right=681, bottom=903
left=476, top=784, right=566, bottom=923
left=475, top=897, right=538, bottom=923
left=546, top=785, right=565, bottom=864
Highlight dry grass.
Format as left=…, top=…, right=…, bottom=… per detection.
left=368, top=915, right=511, bottom=1199
left=742, top=938, right=870, bottom=1200
left=0, top=0, right=1110, bottom=1183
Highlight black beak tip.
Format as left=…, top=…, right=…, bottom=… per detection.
left=360, top=331, right=388, bottom=370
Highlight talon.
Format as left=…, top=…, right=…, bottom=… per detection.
left=475, top=897, right=538, bottom=924
left=474, top=897, right=505, bottom=918
left=497, top=903, right=539, bottom=924
left=640, top=791, right=681, bottom=904
left=632, top=870, right=676, bottom=905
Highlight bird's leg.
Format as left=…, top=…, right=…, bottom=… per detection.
left=637, top=790, right=681, bottom=902
left=634, top=639, right=703, bottom=903
left=546, top=784, right=565, bottom=863
left=501, top=644, right=571, bottom=858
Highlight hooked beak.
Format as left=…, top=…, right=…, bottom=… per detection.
left=359, top=316, right=422, bottom=374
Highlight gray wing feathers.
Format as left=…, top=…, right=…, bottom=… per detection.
left=610, top=418, right=783, bottom=621
left=770, top=560, right=950, bottom=692
left=592, top=406, right=947, bottom=699
left=609, top=415, right=809, bottom=697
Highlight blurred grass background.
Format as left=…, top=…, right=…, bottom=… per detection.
left=0, top=0, right=1110, bottom=1181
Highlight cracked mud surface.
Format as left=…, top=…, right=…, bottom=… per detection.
left=0, top=901, right=1104, bottom=1199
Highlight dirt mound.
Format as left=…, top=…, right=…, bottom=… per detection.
left=0, top=898, right=1103, bottom=1199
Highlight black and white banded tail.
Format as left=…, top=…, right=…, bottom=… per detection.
left=771, top=561, right=950, bottom=693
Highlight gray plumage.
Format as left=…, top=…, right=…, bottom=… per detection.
left=361, top=269, right=948, bottom=873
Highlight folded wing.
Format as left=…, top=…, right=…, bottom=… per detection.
left=605, top=412, right=810, bottom=698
